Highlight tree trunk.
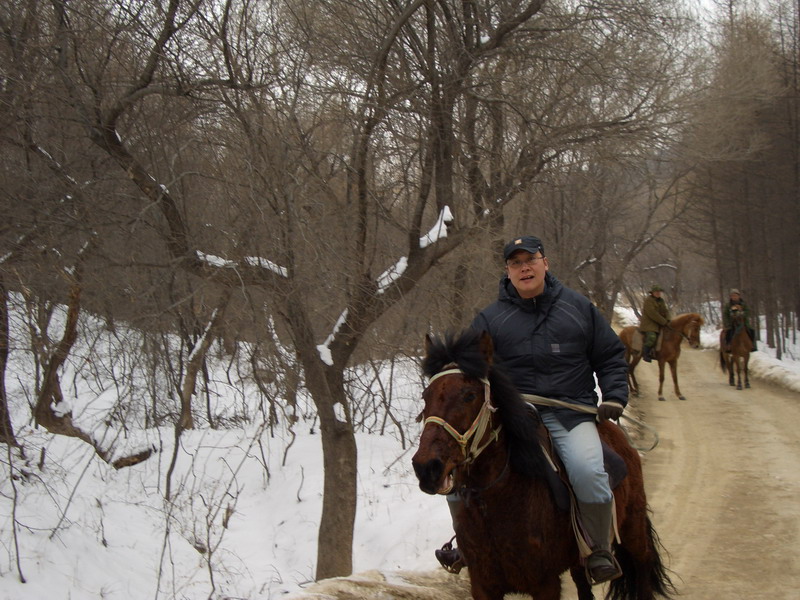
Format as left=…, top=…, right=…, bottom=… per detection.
left=316, top=403, right=358, bottom=580
left=0, top=277, right=18, bottom=447
left=286, top=300, right=358, bottom=580
left=301, top=362, right=358, bottom=580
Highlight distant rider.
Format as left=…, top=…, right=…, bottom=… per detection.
left=639, top=285, right=671, bottom=363
left=722, top=288, right=756, bottom=351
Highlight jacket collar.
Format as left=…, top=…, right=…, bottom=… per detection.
left=499, top=272, right=561, bottom=312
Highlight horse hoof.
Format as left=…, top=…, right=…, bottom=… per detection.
left=737, top=385, right=742, bottom=390
left=658, top=396, right=666, bottom=402
left=679, top=396, right=687, bottom=401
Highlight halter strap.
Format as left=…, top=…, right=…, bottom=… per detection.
left=423, top=365, right=501, bottom=464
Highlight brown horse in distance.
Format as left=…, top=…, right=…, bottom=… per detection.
left=719, top=306, right=752, bottom=390
left=412, top=329, right=675, bottom=600
left=619, top=313, right=703, bottom=401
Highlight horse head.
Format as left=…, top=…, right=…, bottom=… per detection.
left=729, top=306, right=746, bottom=327
left=412, top=330, right=497, bottom=495
left=682, top=313, right=704, bottom=348
left=412, top=329, right=547, bottom=496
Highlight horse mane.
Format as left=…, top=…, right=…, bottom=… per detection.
left=422, top=329, right=551, bottom=479
left=672, top=312, right=704, bottom=327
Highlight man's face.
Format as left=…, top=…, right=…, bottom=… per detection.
left=731, top=293, right=741, bottom=302
left=505, top=250, right=549, bottom=299
left=652, top=290, right=663, bottom=298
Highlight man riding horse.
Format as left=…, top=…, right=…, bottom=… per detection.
left=639, top=285, right=671, bottom=363
left=435, top=235, right=627, bottom=584
left=722, top=289, right=756, bottom=351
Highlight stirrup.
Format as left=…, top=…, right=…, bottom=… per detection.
left=435, top=536, right=465, bottom=574
left=586, top=549, right=622, bottom=585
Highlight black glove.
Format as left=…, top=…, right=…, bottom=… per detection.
left=597, top=402, right=623, bottom=422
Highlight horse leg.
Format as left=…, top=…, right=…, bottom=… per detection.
left=657, top=361, right=666, bottom=401
left=669, top=360, right=685, bottom=401
left=736, top=356, right=743, bottom=390
left=727, top=354, right=735, bottom=386
left=628, top=356, right=640, bottom=396
left=569, top=566, right=595, bottom=600
left=468, top=578, right=507, bottom=600
left=530, top=575, right=563, bottom=600
left=744, top=356, right=751, bottom=389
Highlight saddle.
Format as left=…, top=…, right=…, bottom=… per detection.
left=633, top=328, right=664, bottom=356
left=724, top=325, right=757, bottom=352
left=536, top=421, right=628, bottom=513
left=533, top=415, right=627, bottom=559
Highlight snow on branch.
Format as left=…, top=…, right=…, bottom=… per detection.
left=317, top=309, right=349, bottom=366
left=196, top=251, right=288, bottom=278
left=186, top=307, right=219, bottom=363
left=245, top=256, right=289, bottom=278
left=377, top=257, right=408, bottom=294
left=376, top=207, right=453, bottom=294
left=574, top=256, right=598, bottom=271
left=643, top=263, right=677, bottom=271
left=419, top=206, right=453, bottom=248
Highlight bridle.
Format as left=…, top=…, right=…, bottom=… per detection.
left=667, top=317, right=701, bottom=347
left=422, top=364, right=502, bottom=465
left=729, top=309, right=747, bottom=332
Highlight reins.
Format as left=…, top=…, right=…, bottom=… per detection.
left=519, top=394, right=659, bottom=452
left=665, top=315, right=701, bottom=346
left=666, top=324, right=690, bottom=342
left=424, top=364, right=659, bottom=455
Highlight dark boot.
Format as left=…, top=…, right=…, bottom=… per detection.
left=579, top=501, right=623, bottom=585
left=642, top=345, right=652, bottom=363
left=435, top=498, right=466, bottom=573
left=435, top=537, right=465, bottom=574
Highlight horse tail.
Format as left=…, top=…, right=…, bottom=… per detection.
left=608, top=515, right=677, bottom=600
left=719, top=349, right=727, bottom=373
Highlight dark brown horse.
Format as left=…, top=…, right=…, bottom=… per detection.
left=719, top=307, right=752, bottom=390
left=618, top=313, right=703, bottom=401
left=412, top=329, right=675, bottom=600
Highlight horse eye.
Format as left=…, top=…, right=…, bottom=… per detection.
left=463, top=391, right=478, bottom=403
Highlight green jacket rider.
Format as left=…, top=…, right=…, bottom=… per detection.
left=639, top=285, right=671, bottom=362
left=723, top=289, right=756, bottom=350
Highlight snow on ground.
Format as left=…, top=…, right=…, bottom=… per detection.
left=0, top=307, right=797, bottom=600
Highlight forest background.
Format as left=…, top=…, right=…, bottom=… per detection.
left=1, top=0, right=798, bottom=596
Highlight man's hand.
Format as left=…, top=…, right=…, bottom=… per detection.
left=597, top=402, right=623, bottom=422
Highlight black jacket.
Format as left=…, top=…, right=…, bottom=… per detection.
left=471, top=273, right=628, bottom=428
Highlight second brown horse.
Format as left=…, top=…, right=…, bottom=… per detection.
left=618, top=313, right=703, bottom=401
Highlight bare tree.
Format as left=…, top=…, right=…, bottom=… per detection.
left=684, top=5, right=799, bottom=350
left=0, top=278, right=18, bottom=447
left=1, top=0, right=708, bottom=583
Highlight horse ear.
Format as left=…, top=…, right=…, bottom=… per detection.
left=424, top=333, right=434, bottom=356
left=478, top=330, right=494, bottom=366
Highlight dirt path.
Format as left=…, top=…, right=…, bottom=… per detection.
left=612, top=345, right=800, bottom=600
left=297, top=346, right=800, bottom=599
